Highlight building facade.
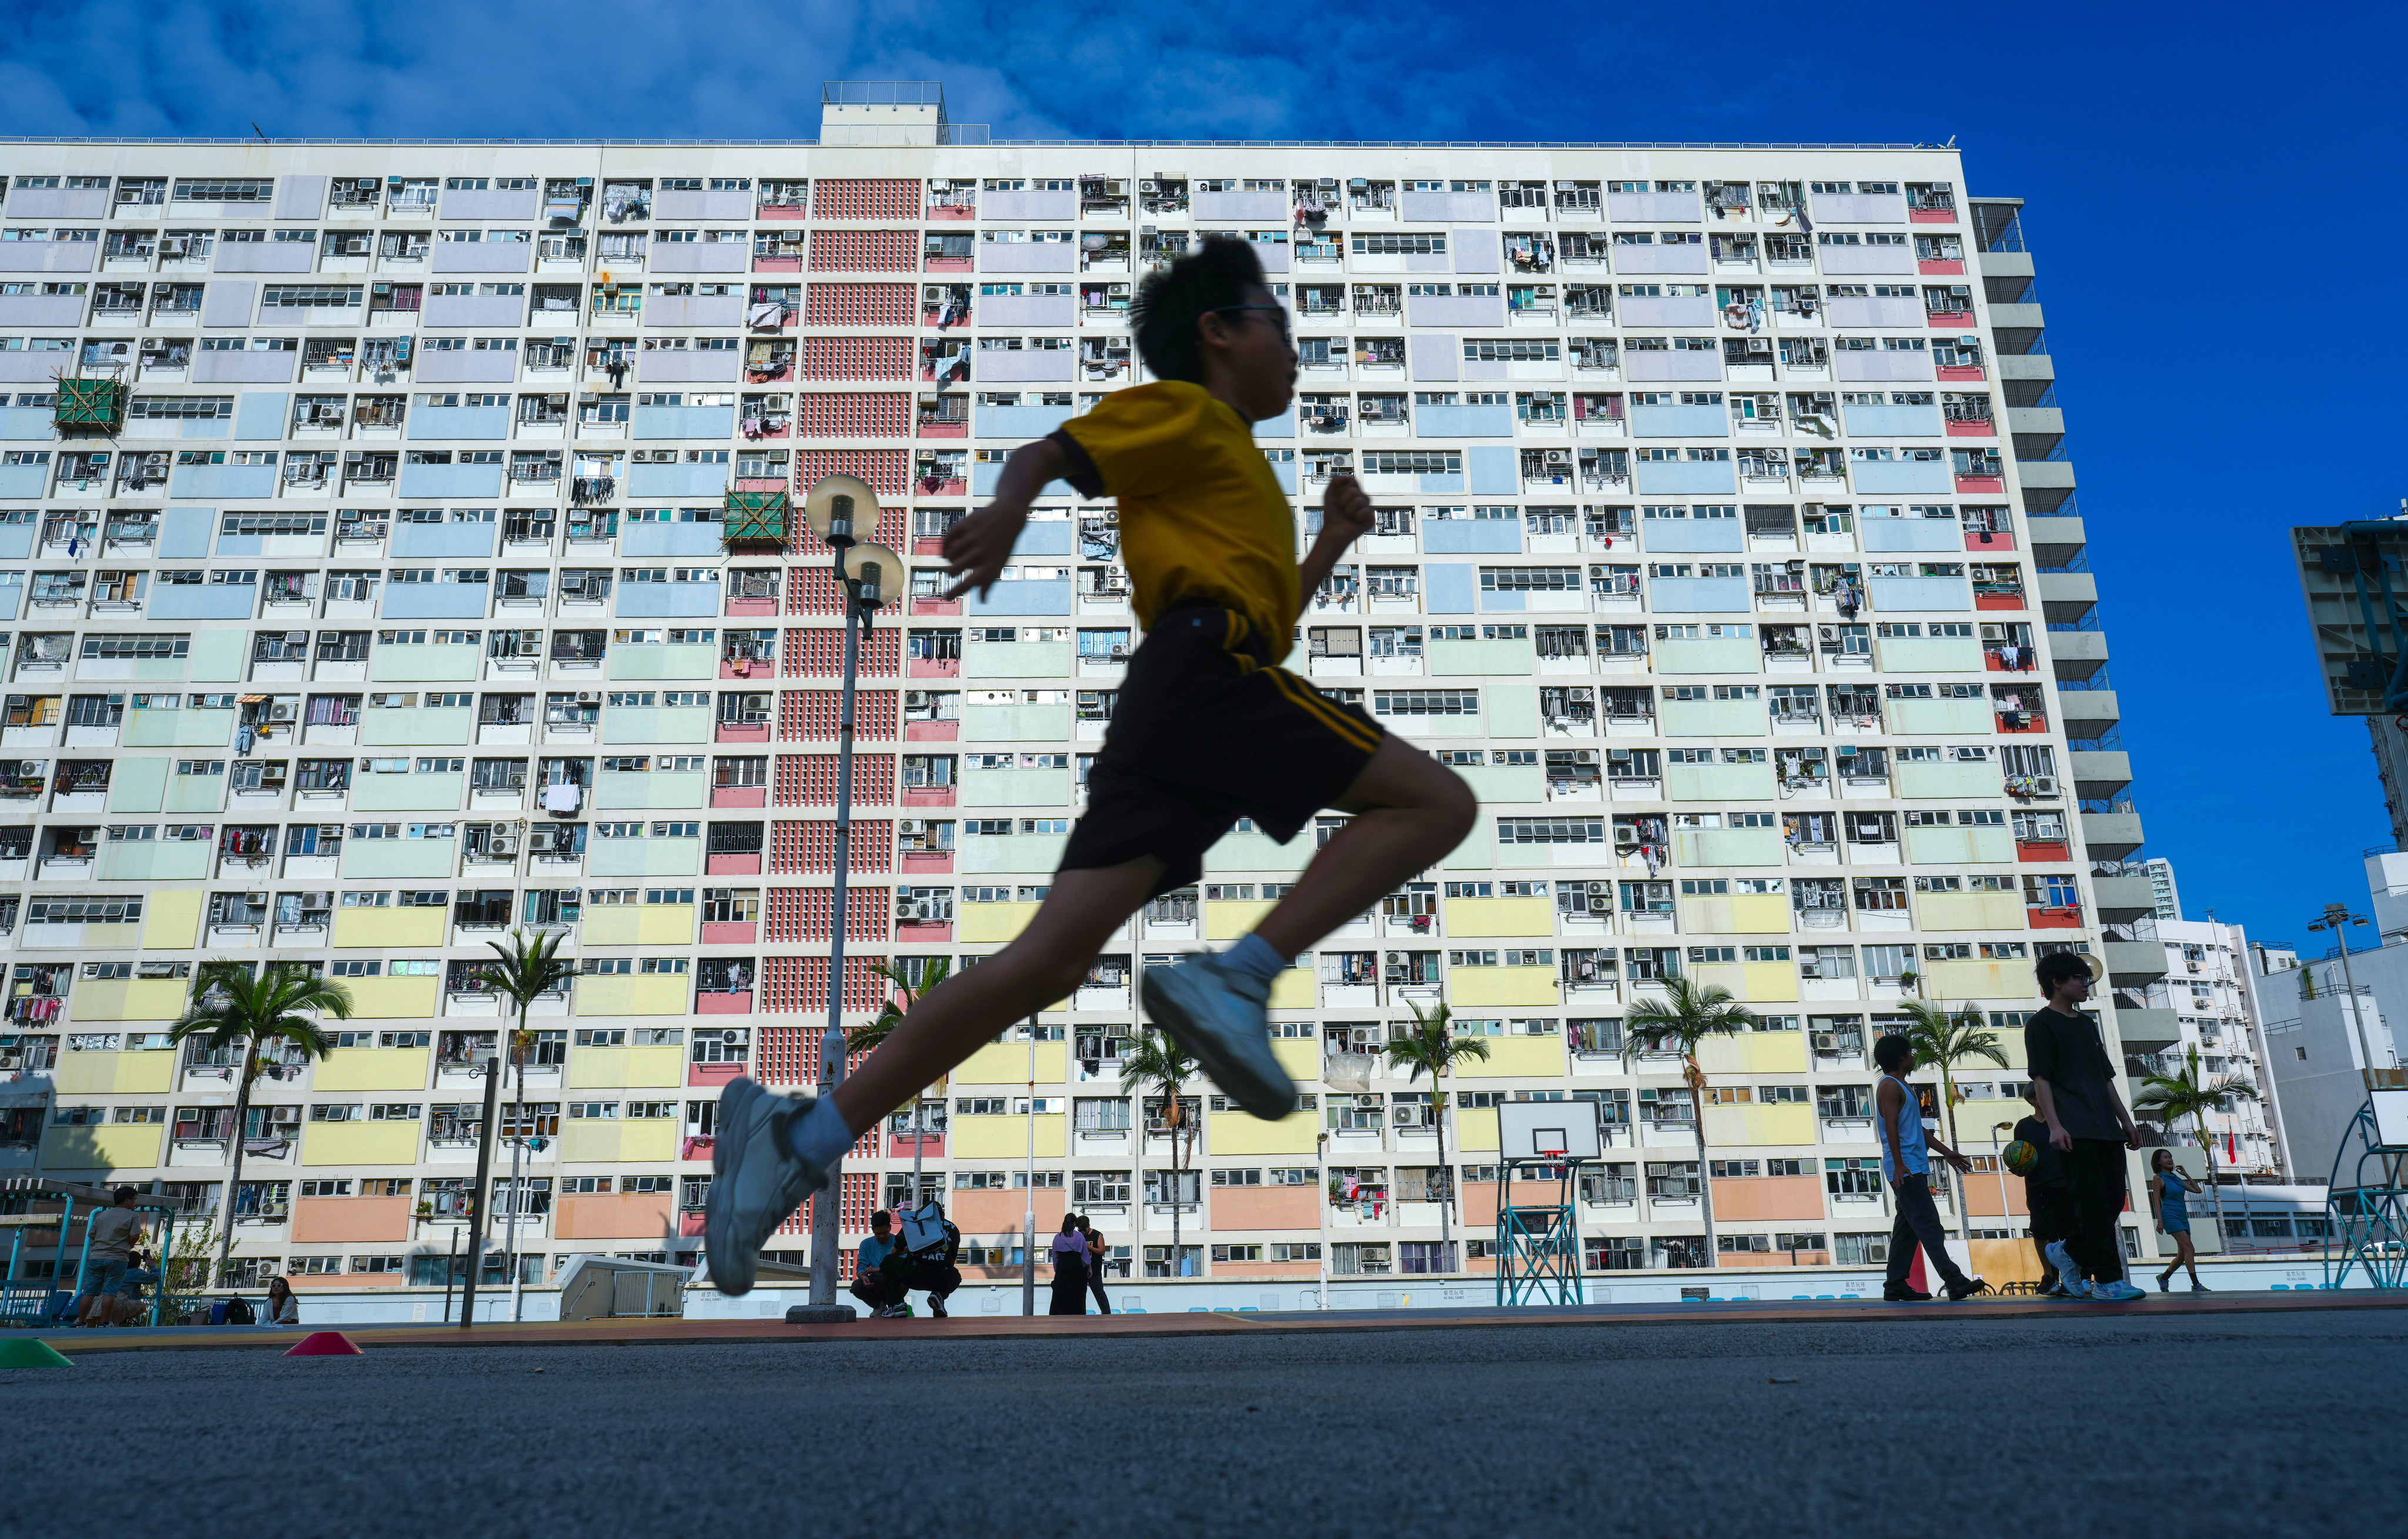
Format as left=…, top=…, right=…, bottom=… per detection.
left=0, top=85, right=2168, bottom=1303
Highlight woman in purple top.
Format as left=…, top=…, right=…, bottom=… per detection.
left=1047, top=1215, right=1091, bottom=1316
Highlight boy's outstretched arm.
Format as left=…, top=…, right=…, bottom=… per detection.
left=942, top=437, right=1066, bottom=600
left=1299, top=472, right=1374, bottom=597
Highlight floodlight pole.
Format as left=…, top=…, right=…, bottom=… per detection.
left=808, top=503, right=871, bottom=1310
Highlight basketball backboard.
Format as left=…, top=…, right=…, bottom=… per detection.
left=1498, top=1099, right=1603, bottom=1161
left=2370, top=1086, right=2408, bottom=1150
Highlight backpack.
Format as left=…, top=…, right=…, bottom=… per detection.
left=223, top=1295, right=256, bottom=1326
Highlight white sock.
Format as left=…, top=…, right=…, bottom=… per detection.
left=785, top=1096, right=855, bottom=1171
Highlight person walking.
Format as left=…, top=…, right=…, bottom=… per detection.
left=1048, top=1215, right=1091, bottom=1316
left=2009, top=1110, right=2075, bottom=1296
left=73, top=1187, right=145, bottom=1327
left=2151, top=1150, right=2208, bottom=1293
left=1077, top=1214, right=1113, bottom=1314
left=2027, top=955, right=2148, bottom=1302
left=1874, top=1034, right=1986, bottom=1302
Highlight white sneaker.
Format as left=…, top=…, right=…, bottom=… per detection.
left=2042, top=1239, right=2083, bottom=1295
left=703, top=1078, right=828, bottom=1297
left=1142, top=954, right=1295, bottom=1120
left=2054, top=1277, right=2093, bottom=1300
left=2089, top=1279, right=2147, bottom=1302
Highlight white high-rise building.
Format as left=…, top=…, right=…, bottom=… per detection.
left=2143, top=857, right=2181, bottom=922
left=0, top=84, right=2166, bottom=1307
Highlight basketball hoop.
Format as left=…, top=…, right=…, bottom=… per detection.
left=1537, top=1148, right=1567, bottom=1163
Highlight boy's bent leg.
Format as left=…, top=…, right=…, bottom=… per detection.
left=1249, top=736, right=1476, bottom=958
left=707, top=862, right=1156, bottom=1297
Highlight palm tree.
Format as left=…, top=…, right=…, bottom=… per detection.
left=1122, top=1030, right=1199, bottom=1267
left=167, top=961, right=353, bottom=1283
left=1383, top=997, right=1490, bottom=1269
left=1626, top=976, right=1757, bottom=1264
left=848, top=957, right=953, bottom=1207
left=460, top=929, right=571, bottom=1329
left=1896, top=999, right=2009, bottom=1242
left=2132, top=1043, right=2262, bottom=1248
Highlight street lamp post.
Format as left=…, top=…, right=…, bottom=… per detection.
left=800, top=476, right=902, bottom=1312
left=2308, top=904, right=2380, bottom=1083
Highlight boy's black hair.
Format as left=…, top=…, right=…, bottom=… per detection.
left=2034, top=951, right=2094, bottom=997
left=1132, top=235, right=1268, bottom=384
left=1872, top=1033, right=1912, bottom=1072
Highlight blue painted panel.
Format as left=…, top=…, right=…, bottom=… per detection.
left=1424, top=520, right=1521, bottom=555
left=1852, top=460, right=1953, bottom=494
left=631, top=405, right=735, bottom=441
left=408, top=406, right=512, bottom=440
left=971, top=461, right=1074, bottom=498
left=1631, top=404, right=1730, bottom=439
left=1415, top=472, right=1466, bottom=494
left=1014, top=521, right=1075, bottom=557
left=976, top=404, right=1073, bottom=440
left=168, top=464, right=278, bottom=500
left=1269, top=458, right=1299, bottom=494
left=1479, top=590, right=1528, bottom=613
left=0, top=581, right=20, bottom=619
left=1417, top=404, right=1514, bottom=439
left=621, top=521, right=725, bottom=558
left=392, top=521, right=500, bottom=560
left=1254, top=409, right=1295, bottom=441
left=1633, top=460, right=1735, bottom=496
left=0, top=520, right=33, bottom=558
left=148, top=586, right=256, bottom=621
left=1426, top=563, right=1477, bottom=614
left=382, top=584, right=491, bottom=620
left=0, top=466, right=46, bottom=498
left=160, top=508, right=214, bottom=558
left=614, top=583, right=721, bottom=618
left=181, top=418, right=231, bottom=440
left=626, top=463, right=728, bottom=498
left=234, top=391, right=287, bottom=441
left=1650, top=576, right=1751, bottom=612
left=0, top=407, right=50, bottom=440
left=1841, top=404, right=1944, bottom=438
left=1861, top=518, right=1962, bottom=553
left=965, top=579, right=1074, bottom=617
left=1467, top=446, right=1517, bottom=494
left=396, top=463, right=506, bottom=498
left=1868, top=576, right=1972, bottom=611
left=1640, top=517, right=1744, bottom=553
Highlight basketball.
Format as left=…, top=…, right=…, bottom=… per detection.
left=2003, top=1139, right=2039, bottom=1176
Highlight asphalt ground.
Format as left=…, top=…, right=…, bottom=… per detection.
left=7, top=1307, right=2402, bottom=1537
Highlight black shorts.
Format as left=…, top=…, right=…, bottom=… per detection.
left=1059, top=602, right=1386, bottom=898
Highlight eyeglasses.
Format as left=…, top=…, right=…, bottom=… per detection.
left=1211, top=304, right=1292, bottom=342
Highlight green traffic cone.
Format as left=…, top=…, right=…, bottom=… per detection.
left=0, top=1337, right=75, bottom=1369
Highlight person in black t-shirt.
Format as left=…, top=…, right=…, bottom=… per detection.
left=2025, top=953, right=2145, bottom=1302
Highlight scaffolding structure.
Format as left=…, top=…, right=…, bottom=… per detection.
left=2325, top=1088, right=2408, bottom=1290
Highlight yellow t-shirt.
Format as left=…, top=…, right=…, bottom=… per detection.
left=1052, top=382, right=1299, bottom=651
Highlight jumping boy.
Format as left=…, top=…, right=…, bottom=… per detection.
left=704, top=238, right=1477, bottom=1293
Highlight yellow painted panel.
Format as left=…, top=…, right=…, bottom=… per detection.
left=1741, top=962, right=1800, bottom=1002
left=1675, top=895, right=1791, bottom=935
left=1456, top=1106, right=1499, bottom=1152
left=1273, top=1038, right=1320, bottom=1081
left=41, top=1123, right=166, bottom=1171
left=1449, top=966, right=1559, bottom=1008
left=1456, top=1035, right=1564, bottom=1078
left=952, top=1113, right=1066, bottom=1159
left=1697, top=1033, right=1810, bottom=1077
left=1445, top=896, right=1554, bottom=938
left=557, top=1119, right=678, bottom=1163
left=141, top=891, right=205, bottom=950
left=334, top=908, right=446, bottom=948
left=574, top=976, right=689, bottom=1016
left=960, top=902, right=1041, bottom=944
left=85, top=922, right=142, bottom=950
left=1919, top=892, right=2026, bottom=932
left=302, top=1120, right=422, bottom=1166
left=1702, top=1102, right=1818, bottom=1147
left=1269, top=966, right=1316, bottom=1009
left=583, top=905, right=696, bottom=946
left=71, top=980, right=189, bottom=1023
left=1207, top=1110, right=1318, bottom=1155
left=566, top=1045, right=685, bottom=1090
left=1205, top=899, right=1276, bottom=941
left=1924, top=960, right=2022, bottom=1001
left=315, top=1047, right=431, bottom=1093
left=953, top=1041, right=1067, bottom=1085
left=347, top=976, right=442, bottom=1019
left=54, top=1049, right=176, bottom=1095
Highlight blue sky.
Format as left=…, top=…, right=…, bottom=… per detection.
left=6, top=0, right=2401, bottom=950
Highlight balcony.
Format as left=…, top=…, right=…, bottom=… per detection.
left=2103, top=940, right=2169, bottom=988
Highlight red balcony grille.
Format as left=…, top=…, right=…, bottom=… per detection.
left=794, top=392, right=909, bottom=439
left=808, top=229, right=917, bottom=273
left=785, top=568, right=847, bottom=617
left=785, top=886, right=892, bottom=943
left=812, top=180, right=919, bottom=222
left=800, top=336, right=913, bottom=382
left=768, top=818, right=893, bottom=874
left=777, top=688, right=898, bottom=741
left=757, top=1023, right=814, bottom=1082
left=805, top=283, right=916, bottom=329
left=785, top=626, right=899, bottom=676
left=762, top=954, right=889, bottom=1013
left=795, top=447, right=906, bottom=498
left=773, top=753, right=897, bottom=807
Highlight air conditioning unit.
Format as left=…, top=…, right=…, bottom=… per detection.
left=1586, top=894, right=1613, bottom=915
left=1542, top=450, right=1569, bottom=466
left=575, top=690, right=601, bottom=704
